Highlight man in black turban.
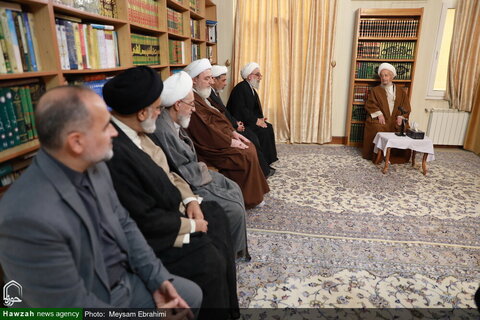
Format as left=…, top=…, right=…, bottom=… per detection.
left=103, top=66, right=240, bottom=320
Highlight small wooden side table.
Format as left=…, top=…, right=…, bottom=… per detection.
left=373, top=132, right=435, bottom=175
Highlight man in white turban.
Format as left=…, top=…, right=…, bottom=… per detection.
left=362, top=62, right=411, bottom=163
left=227, top=62, right=278, bottom=169
left=150, top=71, right=249, bottom=260
left=208, top=65, right=271, bottom=177
left=103, top=66, right=239, bottom=319
left=183, top=59, right=270, bottom=209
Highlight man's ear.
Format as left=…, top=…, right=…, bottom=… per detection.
left=137, top=107, right=149, bottom=122
left=65, top=132, right=84, bottom=155
left=173, top=101, right=181, bottom=112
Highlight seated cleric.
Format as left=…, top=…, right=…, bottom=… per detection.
left=102, top=66, right=239, bottom=320
left=150, top=71, right=249, bottom=258
left=362, top=62, right=412, bottom=163
left=0, top=86, right=200, bottom=316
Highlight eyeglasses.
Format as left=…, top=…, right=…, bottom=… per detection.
left=252, top=72, right=262, bottom=77
left=180, top=100, right=195, bottom=108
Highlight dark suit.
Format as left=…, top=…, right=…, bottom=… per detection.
left=209, top=90, right=269, bottom=176
left=227, top=80, right=278, bottom=164
left=0, top=149, right=201, bottom=308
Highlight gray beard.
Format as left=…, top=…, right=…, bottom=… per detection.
left=141, top=117, right=156, bottom=133
left=196, top=87, right=212, bottom=99
left=248, top=79, right=260, bottom=89
left=178, top=114, right=191, bottom=128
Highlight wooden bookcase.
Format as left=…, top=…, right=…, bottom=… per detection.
left=0, top=0, right=218, bottom=195
left=345, top=8, right=423, bottom=147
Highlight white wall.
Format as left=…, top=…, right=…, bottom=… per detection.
left=214, top=0, right=451, bottom=138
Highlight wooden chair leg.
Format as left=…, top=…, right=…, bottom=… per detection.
left=412, top=150, right=416, bottom=167
left=422, top=153, right=428, bottom=175
left=382, top=148, right=391, bottom=174
left=374, top=150, right=383, bottom=164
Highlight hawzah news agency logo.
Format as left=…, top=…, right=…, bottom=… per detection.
left=3, top=280, right=23, bottom=306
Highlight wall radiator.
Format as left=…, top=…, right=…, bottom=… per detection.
left=426, top=108, right=470, bottom=145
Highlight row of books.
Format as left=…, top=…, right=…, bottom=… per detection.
left=351, top=104, right=368, bottom=122
left=359, top=19, right=418, bottom=38
left=69, top=77, right=110, bottom=110
left=190, top=19, right=201, bottom=39
left=169, top=39, right=185, bottom=65
left=206, top=45, right=214, bottom=63
left=353, top=85, right=373, bottom=103
left=206, top=20, right=217, bottom=43
left=0, top=5, right=41, bottom=74
left=191, top=43, right=201, bottom=61
left=0, top=83, right=44, bottom=152
left=170, top=67, right=183, bottom=76
left=131, top=33, right=160, bottom=65
left=127, top=0, right=159, bottom=29
left=53, top=0, right=117, bottom=19
left=0, top=154, right=33, bottom=188
left=167, top=7, right=184, bottom=35
left=55, top=18, right=120, bottom=70
left=355, top=62, right=412, bottom=80
left=357, top=41, right=415, bottom=59
left=349, top=123, right=365, bottom=143
left=189, top=0, right=200, bottom=13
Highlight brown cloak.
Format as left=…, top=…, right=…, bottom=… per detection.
left=186, top=92, right=269, bottom=208
left=362, top=85, right=412, bottom=163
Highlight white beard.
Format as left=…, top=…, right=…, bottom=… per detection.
left=178, top=114, right=191, bottom=129
left=249, top=79, right=260, bottom=89
left=141, top=116, right=156, bottom=133
left=84, top=147, right=113, bottom=164
left=196, top=87, right=212, bottom=99
left=104, top=149, right=114, bottom=161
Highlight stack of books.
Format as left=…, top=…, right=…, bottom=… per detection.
left=131, top=33, right=160, bottom=65
left=55, top=17, right=120, bottom=70
left=0, top=3, right=42, bottom=74
left=127, top=0, right=159, bottom=29
left=167, top=7, right=183, bottom=35
left=0, top=81, right=45, bottom=151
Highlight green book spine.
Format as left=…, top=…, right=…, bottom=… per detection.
left=0, top=18, right=12, bottom=73
left=3, top=88, right=20, bottom=147
left=19, top=86, right=33, bottom=140
left=10, top=86, right=28, bottom=143
left=0, top=88, right=8, bottom=150
left=24, top=85, right=37, bottom=138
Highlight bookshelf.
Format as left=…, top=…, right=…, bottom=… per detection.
left=345, top=8, right=423, bottom=147
left=0, top=0, right=218, bottom=195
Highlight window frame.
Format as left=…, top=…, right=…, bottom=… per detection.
left=426, top=0, right=456, bottom=99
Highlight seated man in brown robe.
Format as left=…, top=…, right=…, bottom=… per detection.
left=362, top=62, right=411, bottom=163
left=183, top=59, right=270, bottom=209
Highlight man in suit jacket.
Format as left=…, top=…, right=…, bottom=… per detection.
left=0, top=86, right=200, bottom=315
left=209, top=65, right=270, bottom=177
left=227, top=62, right=278, bottom=166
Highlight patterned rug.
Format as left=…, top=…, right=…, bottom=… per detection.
left=238, top=144, right=480, bottom=309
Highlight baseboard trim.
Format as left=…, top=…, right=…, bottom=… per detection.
left=328, top=136, right=347, bottom=145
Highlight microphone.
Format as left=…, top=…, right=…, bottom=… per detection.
left=395, top=106, right=408, bottom=136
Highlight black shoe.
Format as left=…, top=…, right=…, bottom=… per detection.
left=266, top=167, right=276, bottom=178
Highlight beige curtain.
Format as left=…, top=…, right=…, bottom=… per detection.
left=232, top=0, right=337, bottom=143
left=445, top=0, right=480, bottom=152
left=463, top=79, right=480, bottom=154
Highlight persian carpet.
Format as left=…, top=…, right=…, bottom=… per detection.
left=238, top=144, right=480, bottom=309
